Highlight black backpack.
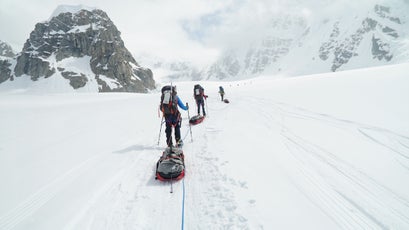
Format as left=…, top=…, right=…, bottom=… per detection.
left=194, top=84, right=204, bottom=100
left=219, top=86, right=224, bottom=94
left=160, top=85, right=178, bottom=115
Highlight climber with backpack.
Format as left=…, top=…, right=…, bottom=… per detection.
left=193, top=84, right=207, bottom=116
left=159, top=85, right=189, bottom=147
left=218, top=86, right=225, bottom=101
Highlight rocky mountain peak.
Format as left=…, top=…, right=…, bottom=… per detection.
left=11, top=6, right=155, bottom=92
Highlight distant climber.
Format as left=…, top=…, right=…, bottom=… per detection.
left=218, top=86, right=225, bottom=101
left=193, top=84, right=207, bottom=116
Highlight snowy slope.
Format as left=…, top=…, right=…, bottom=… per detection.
left=139, top=1, right=409, bottom=83
left=0, top=63, right=409, bottom=229
left=0, top=56, right=100, bottom=93
left=202, top=0, right=409, bottom=81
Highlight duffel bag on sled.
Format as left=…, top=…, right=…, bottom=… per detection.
left=189, top=115, right=205, bottom=125
left=155, top=147, right=185, bottom=181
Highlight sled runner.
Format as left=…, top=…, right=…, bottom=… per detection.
left=189, top=115, right=205, bottom=125
left=155, top=147, right=185, bottom=181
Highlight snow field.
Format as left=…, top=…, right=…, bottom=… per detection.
left=0, top=63, right=409, bottom=229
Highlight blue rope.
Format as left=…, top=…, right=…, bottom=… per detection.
left=181, top=178, right=186, bottom=230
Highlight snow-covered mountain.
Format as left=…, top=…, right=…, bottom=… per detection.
left=201, top=1, right=409, bottom=80
left=1, top=63, right=408, bottom=229
left=0, top=5, right=155, bottom=93
left=133, top=1, right=409, bottom=82
left=209, top=1, right=409, bottom=79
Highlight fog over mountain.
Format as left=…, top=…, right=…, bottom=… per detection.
left=140, top=0, right=409, bottom=82
left=1, top=1, right=408, bottom=90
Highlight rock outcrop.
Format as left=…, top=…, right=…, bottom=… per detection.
left=0, top=40, right=15, bottom=83
left=12, top=6, right=155, bottom=92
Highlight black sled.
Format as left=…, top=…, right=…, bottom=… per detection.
left=155, top=147, right=185, bottom=181
left=189, top=115, right=205, bottom=125
left=223, top=99, right=230, bottom=103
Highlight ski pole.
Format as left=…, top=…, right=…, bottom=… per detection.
left=157, top=116, right=164, bottom=145
left=186, top=103, right=193, bottom=142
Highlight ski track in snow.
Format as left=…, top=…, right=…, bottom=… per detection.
left=58, top=112, right=249, bottom=230
left=247, top=96, right=409, bottom=229
left=358, top=127, right=409, bottom=169
left=185, top=118, right=249, bottom=230
left=63, top=145, right=187, bottom=230
left=0, top=153, right=110, bottom=230
left=1, top=76, right=408, bottom=229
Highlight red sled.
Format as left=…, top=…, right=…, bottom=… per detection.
left=155, top=147, right=185, bottom=181
left=189, top=115, right=205, bottom=125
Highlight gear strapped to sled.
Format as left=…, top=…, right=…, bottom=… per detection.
left=155, top=147, right=185, bottom=181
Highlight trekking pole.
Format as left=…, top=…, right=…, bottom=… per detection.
left=205, top=97, right=209, bottom=117
left=186, top=103, right=193, bottom=142
left=170, top=167, right=174, bottom=193
left=157, top=116, right=164, bottom=146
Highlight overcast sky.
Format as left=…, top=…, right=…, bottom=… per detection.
left=0, top=0, right=318, bottom=66
left=0, top=0, right=385, bottom=67
left=0, top=0, right=251, bottom=66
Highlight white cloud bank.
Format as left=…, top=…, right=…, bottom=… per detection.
left=0, top=0, right=406, bottom=67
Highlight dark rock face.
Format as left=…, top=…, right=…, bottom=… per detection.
left=15, top=52, right=55, bottom=80
left=372, top=36, right=393, bottom=61
left=0, top=59, right=12, bottom=83
left=58, top=67, right=88, bottom=89
left=13, top=8, right=155, bottom=92
left=319, top=5, right=401, bottom=72
left=0, top=40, right=15, bottom=83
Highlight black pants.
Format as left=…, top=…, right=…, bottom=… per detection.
left=196, top=99, right=206, bottom=116
left=165, top=114, right=181, bottom=147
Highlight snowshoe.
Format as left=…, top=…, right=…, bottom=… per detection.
left=155, top=147, right=185, bottom=181
left=189, top=115, right=205, bottom=125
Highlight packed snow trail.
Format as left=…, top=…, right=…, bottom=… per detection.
left=1, top=64, right=409, bottom=229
